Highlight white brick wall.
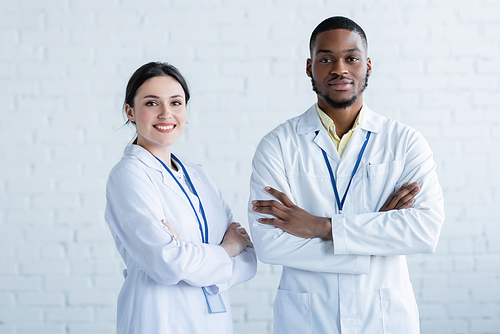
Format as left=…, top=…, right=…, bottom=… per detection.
left=1, top=0, right=499, bottom=333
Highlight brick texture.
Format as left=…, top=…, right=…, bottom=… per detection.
left=1, top=0, right=499, bottom=333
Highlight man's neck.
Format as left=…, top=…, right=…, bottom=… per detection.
left=318, top=99, right=363, bottom=138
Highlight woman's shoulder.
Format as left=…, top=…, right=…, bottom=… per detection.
left=107, top=148, right=159, bottom=186
left=110, top=145, right=161, bottom=175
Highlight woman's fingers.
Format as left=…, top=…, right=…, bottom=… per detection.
left=221, top=224, right=254, bottom=257
left=228, top=222, right=241, bottom=230
left=161, top=219, right=180, bottom=241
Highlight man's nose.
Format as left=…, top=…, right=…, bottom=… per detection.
left=330, top=60, right=348, bottom=75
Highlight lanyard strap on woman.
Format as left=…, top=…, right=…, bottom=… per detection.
left=320, top=131, right=371, bottom=214
left=155, top=154, right=227, bottom=314
left=155, top=154, right=208, bottom=243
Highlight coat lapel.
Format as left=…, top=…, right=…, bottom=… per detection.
left=297, top=105, right=340, bottom=164
left=336, top=105, right=384, bottom=182
left=123, top=145, right=187, bottom=201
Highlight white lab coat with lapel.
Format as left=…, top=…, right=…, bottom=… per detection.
left=105, top=145, right=257, bottom=334
left=249, top=104, right=444, bottom=334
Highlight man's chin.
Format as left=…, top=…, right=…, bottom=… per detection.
left=324, top=95, right=357, bottom=109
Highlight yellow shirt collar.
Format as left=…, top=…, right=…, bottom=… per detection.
left=316, top=104, right=364, bottom=158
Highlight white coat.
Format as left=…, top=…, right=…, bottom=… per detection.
left=105, top=145, right=257, bottom=334
left=249, top=104, right=445, bottom=334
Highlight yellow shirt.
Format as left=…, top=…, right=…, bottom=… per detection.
left=316, top=104, right=363, bottom=158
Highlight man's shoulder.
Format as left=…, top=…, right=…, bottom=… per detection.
left=262, top=105, right=316, bottom=139
left=365, top=106, right=418, bottom=136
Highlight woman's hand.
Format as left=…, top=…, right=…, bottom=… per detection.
left=162, top=219, right=180, bottom=241
left=379, top=182, right=420, bottom=212
left=220, top=222, right=253, bottom=257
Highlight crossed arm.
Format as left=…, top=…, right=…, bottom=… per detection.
left=251, top=182, right=420, bottom=240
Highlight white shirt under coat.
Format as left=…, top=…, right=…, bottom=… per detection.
left=106, top=145, right=257, bottom=334
left=249, top=104, right=445, bottom=334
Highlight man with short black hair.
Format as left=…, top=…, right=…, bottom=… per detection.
left=249, top=16, right=444, bottom=334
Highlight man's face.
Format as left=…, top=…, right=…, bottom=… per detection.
left=306, top=29, right=372, bottom=110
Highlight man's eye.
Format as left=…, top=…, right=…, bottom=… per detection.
left=347, top=57, right=359, bottom=62
left=319, top=59, right=331, bottom=63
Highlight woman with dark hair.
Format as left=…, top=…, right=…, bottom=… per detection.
left=105, top=62, right=257, bottom=333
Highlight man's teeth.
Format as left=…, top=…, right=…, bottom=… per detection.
left=155, top=125, right=174, bottom=130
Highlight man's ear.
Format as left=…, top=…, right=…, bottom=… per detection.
left=125, top=104, right=135, bottom=123
left=306, top=58, right=312, bottom=78
left=366, top=57, right=372, bottom=77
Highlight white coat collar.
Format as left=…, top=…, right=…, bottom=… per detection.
left=295, top=103, right=384, bottom=164
left=296, top=103, right=384, bottom=135
left=123, top=145, right=202, bottom=195
left=123, top=144, right=166, bottom=172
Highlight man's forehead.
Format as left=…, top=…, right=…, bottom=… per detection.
left=313, top=29, right=366, bottom=53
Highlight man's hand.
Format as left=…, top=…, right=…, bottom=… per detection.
left=252, top=182, right=419, bottom=240
left=379, top=182, right=420, bottom=212
left=251, top=187, right=332, bottom=240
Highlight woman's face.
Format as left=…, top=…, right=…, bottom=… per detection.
left=126, top=75, right=187, bottom=156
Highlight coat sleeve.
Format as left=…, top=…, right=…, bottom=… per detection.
left=332, top=130, right=445, bottom=256
left=248, top=135, right=370, bottom=274
left=105, top=162, right=234, bottom=287
left=196, top=165, right=257, bottom=294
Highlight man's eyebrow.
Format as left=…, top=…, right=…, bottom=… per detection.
left=316, top=49, right=333, bottom=54
left=315, top=47, right=362, bottom=55
left=343, top=47, right=362, bottom=53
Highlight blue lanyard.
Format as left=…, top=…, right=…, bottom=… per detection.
left=320, top=131, right=371, bottom=214
left=155, top=155, right=209, bottom=244
left=155, top=155, right=227, bottom=314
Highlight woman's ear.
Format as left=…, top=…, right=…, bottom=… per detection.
left=125, top=104, right=135, bottom=123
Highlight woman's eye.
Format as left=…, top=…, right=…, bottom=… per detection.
left=146, top=101, right=158, bottom=106
left=171, top=101, right=182, bottom=106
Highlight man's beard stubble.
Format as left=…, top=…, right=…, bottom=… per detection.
left=311, top=72, right=369, bottom=110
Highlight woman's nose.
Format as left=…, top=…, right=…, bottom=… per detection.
left=158, top=105, right=171, bottom=119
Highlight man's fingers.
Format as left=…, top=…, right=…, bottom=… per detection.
left=379, top=182, right=420, bottom=212
left=252, top=199, right=288, bottom=219
left=252, top=199, right=284, bottom=208
left=382, top=192, right=400, bottom=212
left=253, top=205, right=288, bottom=220
left=258, top=217, right=284, bottom=228
left=395, top=185, right=420, bottom=208
left=392, top=183, right=419, bottom=209
left=265, top=186, right=295, bottom=207
left=398, top=198, right=415, bottom=210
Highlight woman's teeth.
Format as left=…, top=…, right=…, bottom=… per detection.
left=155, top=125, right=174, bottom=130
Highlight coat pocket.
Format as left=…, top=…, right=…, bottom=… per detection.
left=363, top=160, right=404, bottom=212
left=274, top=289, right=312, bottom=334
left=379, top=284, right=420, bottom=334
